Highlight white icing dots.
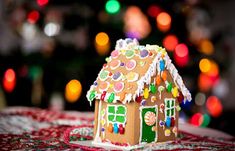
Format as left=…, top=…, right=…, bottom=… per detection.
left=126, top=59, right=136, bottom=71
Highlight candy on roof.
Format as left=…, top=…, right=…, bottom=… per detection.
left=86, top=38, right=192, bottom=105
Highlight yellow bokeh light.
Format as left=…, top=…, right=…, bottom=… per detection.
left=199, top=39, right=214, bottom=55
left=95, top=32, right=109, bottom=46
left=199, top=58, right=211, bottom=73
left=65, top=79, right=82, bottom=103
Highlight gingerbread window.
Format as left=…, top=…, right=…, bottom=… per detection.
left=164, top=98, right=176, bottom=119
left=107, top=105, right=127, bottom=124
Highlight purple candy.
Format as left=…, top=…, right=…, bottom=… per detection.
left=93, top=81, right=98, bottom=86
left=140, top=49, right=149, bottom=58
left=113, top=72, right=121, bottom=80
left=120, top=62, right=125, bottom=66
left=101, top=128, right=105, bottom=132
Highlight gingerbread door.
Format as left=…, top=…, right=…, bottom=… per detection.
left=139, top=106, right=158, bottom=143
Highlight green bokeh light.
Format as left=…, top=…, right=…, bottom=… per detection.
left=105, top=0, right=120, bottom=14
left=201, top=114, right=211, bottom=127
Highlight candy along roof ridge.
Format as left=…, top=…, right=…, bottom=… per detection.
left=86, top=39, right=192, bottom=105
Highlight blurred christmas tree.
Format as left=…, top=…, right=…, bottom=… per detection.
left=0, top=0, right=234, bottom=135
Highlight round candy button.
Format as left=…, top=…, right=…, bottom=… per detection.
left=110, top=60, right=121, bottom=70
left=112, top=72, right=122, bottom=81
left=111, top=50, right=119, bottom=58
left=126, top=59, right=136, bottom=71
left=140, top=49, right=149, bottom=58
left=99, top=81, right=109, bottom=92
left=99, top=70, right=109, bottom=81
left=114, top=82, right=124, bottom=92
left=125, top=50, right=135, bottom=58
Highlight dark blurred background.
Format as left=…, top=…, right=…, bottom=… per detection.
left=0, top=0, right=235, bottom=136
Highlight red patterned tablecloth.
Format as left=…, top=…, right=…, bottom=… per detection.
left=0, top=107, right=234, bottom=150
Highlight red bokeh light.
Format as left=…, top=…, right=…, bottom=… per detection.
left=206, top=96, right=223, bottom=117
left=175, top=43, right=188, bottom=57
left=190, top=113, right=203, bottom=126
left=27, top=10, right=40, bottom=24
left=147, top=5, right=162, bottom=18
left=37, top=0, right=49, bottom=6
left=163, top=35, right=178, bottom=51
left=3, top=69, right=16, bottom=93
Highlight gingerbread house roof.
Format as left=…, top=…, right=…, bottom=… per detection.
left=86, top=38, right=192, bottom=105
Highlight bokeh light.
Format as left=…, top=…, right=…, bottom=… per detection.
left=190, top=112, right=203, bottom=126
left=27, top=10, right=40, bottom=24
left=156, top=12, right=171, bottom=32
left=174, top=43, right=189, bottom=67
left=95, top=32, right=110, bottom=56
left=206, top=96, right=223, bottom=117
left=3, top=69, right=16, bottom=93
left=44, top=22, right=60, bottom=37
left=199, top=39, right=214, bottom=55
left=163, top=34, right=178, bottom=51
left=37, top=0, right=49, bottom=7
left=105, top=0, right=120, bottom=14
left=195, top=92, right=206, bottom=106
left=199, top=58, right=211, bottom=73
left=65, top=79, right=82, bottom=103
left=147, top=5, right=162, bottom=18
left=201, top=114, right=211, bottom=127
left=124, top=6, right=151, bottom=39
left=198, top=73, right=213, bottom=92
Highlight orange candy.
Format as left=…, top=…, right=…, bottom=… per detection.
left=156, top=75, right=161, bottom=85
left=162, top=71, right=167, bottom=81
left=108, top=123, right=113, bottom=132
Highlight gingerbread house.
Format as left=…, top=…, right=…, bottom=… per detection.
left=86, top=38, right=192, bottom=149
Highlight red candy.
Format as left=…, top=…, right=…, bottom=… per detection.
left=135, top=96, right=142, bottom=103
left=101, top=91, right=106, bottom=101
left=171, top=117, right=175, bottom=127
left=119, top=124, right=125, bottom=134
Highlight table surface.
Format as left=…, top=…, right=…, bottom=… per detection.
left=0, top=107, right=234, bottom=150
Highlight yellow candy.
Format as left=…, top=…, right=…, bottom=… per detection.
left=109, top=84, right=113, bottom=88
left=165, top=129, right=171, bottom=136
left=172, top=87, right=179, bottom=97
left=144, top=88, right=149, bottom=99
left=101, top=119, right=106, bottom=125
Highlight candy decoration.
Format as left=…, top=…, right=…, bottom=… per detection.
left=110, top=60, right=121, bottom=70
left=156, top=75, right=161, bottom=85
left=112, top=72, right=121, bottom=81
left=159, top=120, right=165, bottom=129
left=160, top=60, right=165, bottom=71
left=150, top=83, right=157, bottom=94
left=101, top=91, right=107, bottom=101
left=162, top=71, right=167, bottom=81
left=158, top=86, right=165, bottom=99
left=151, top=96, right=157, bottom=102
left=126, top=72, right=139, bottom=82
left=99, top=70, right=109, bottom=81
left=141, top=99, right=146, bottom=106
left=149, top=52, right=153, bottom=56
left=172, top=126, right=178, bottom=137
left=103, top=64, right=107, bottom=68
left=108, top=93, right=115, bottom=103
left=111, top=50, right=119, bottom=58
left=160, top=103, right=164, bottom=113
left=125, top=50, right=135, bottom=58
left=89, top=91, right=96, bottom=101
left=165, top=117, right=171, bottom=128
left=143, top=88, right=149, bottom=99
left=139, top=61, right=145, bottom=67
left=126, top=59, right=136, bottom=70
left=93, top=81, right=98, bottom=86
left=172, top=87, right=179, bottom=97
left=113, top=123, right=119, bottom=133
left=140, top=49, right=149, bottom=58
left=101, top=119, right=106, bottom=125
left=165, top=129, right=171, bottom=136
left=171, top=117, right=175, bottom=127
left=176, top=105, right=181, bottom=111
left=99, top=81, right=109, bottom=92
left=114, top=82, right=124, bottom=92
left=108, top=123, right=113, bottom=133
left=177, top=91, right=184, bottom=104
left=135, top=95, right=142, bottom=103
left=119, top=124, right=125, bottom=134
left=144, top=111, right=156, bottom=126
left=167, top=82, right=172, bottom=92
left=120, top=62, right=125, bottom=66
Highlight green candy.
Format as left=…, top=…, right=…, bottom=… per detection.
left=89, top=91, right=96, bottom=101
left=167, top=83, right=172, bottom=92
left=125, top=50, right=134, bottom=58
left=150, top=83, right=157, bottom=94
left=99, top=70, right=108, bottom=80
left=108, top=93, right=115, bottom=103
